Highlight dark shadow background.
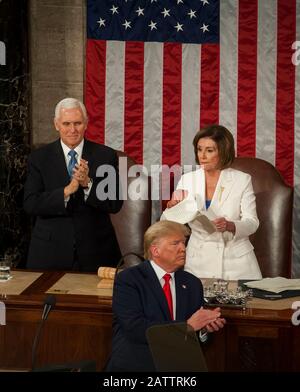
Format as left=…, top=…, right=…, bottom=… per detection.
left=0, top=0, right=31, bottom=267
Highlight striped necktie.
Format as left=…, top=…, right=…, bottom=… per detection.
left=67, top=150, right=77, bottom=178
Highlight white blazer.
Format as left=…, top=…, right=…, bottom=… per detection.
left=174, top=168, right=262, bottom=280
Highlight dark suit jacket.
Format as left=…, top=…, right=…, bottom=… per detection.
left=23, top=139, right=123, bottom=271
left=106, top=260, right=204, bottom=372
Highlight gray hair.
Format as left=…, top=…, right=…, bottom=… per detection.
left=54, top=98, right=88, bottom=122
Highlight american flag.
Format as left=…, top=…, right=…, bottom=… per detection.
left=85, top=0, right=300, bottom=276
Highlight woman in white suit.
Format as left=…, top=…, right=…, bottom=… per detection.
left=164, top=125, right=262, bottom=280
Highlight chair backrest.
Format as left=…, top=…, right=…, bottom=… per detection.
left=110, top=151, right=151, bottom=266
left=146, top=323, right=208, bottom=372
left=231, top=157, right=293, bottom=277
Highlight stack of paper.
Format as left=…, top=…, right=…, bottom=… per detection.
left=193, top=215, right=216, bottom=234
left=244, top=277, right=300, bottom=293
left=161, top=198, right=216, bottom=234
left=161, top=198, right=199, bottom=224
left=97, top=266, right=116, bottom=289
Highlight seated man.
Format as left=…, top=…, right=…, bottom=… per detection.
left=106, top=220, right=226, bottom=372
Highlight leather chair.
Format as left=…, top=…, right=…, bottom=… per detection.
left=110, top=151, right=151, bottom=267
left=231, top=157, right=293, bottom=277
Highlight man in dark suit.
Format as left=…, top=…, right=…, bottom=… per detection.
left=24, top=98, right=123, bottom=271
left=107, top=220, right=226, bottom=372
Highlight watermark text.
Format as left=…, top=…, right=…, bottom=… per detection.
left=291, top=301, right=300, bottom=326
left=0, top=301, right=6, bottom=325
left=0, top=41, right=6, bottom=65
left=95, top=158, right=200, bottom=202
left=292, top=41, right=300, bottom=66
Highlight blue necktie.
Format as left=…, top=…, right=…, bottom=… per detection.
left=67, top=150, right=77, bottom=178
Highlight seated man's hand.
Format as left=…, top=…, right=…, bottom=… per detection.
left=187, top=306, right=225, bottom=332
left=205, top=317, right=226, bottom=332
left=166, top=189, right=189, bottom=208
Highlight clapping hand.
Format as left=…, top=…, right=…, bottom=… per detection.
left=73, top=159, right=90, bottom=188
left=187, top=306, right=226, bottom=332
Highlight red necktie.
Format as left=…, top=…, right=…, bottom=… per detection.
left=163, top=273, right=174, bottom=320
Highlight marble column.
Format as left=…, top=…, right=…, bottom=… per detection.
left=0, top=0, right=30, bottom=267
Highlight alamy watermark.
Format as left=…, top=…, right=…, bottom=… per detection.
left=291, top=301, right=300, bottom=326
left=0, top=41, right=6, bottom=66
left=292, top=41, right=300, bottom=65
left=0, top=301, right=5, bottom=326
left=95, top=158, right=200, bottom=202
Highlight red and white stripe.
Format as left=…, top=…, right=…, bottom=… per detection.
left=85, top=0, right=299, bottom=276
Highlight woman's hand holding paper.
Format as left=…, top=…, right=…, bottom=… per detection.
left=167, top=189, right=189, bottom=208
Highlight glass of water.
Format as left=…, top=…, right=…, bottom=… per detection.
left=0, top=259, right=12, bottom=281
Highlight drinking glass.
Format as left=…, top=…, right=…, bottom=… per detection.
left=0, top=260, right=12, bottom=281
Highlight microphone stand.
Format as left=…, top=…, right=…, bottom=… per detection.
left=31, top=295, right=56, bottom=371
left=31, top=319, right=45, bottom=371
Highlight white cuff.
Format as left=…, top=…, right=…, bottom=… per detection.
left=199, top=328, right=208, bottom=343
left=83, top=178, right=93, bottom=201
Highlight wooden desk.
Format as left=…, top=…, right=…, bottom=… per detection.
left=0, top=271, right=299, bottom=371
left=0, top=271, right=113, bottom=371
left=204, top=306, right=300, bottom=372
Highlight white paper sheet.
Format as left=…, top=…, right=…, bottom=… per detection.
left=244, top=277, right=300, bottom=293
left=162, top=197, right=216, bottom=233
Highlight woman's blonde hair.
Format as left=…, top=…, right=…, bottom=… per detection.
left=144, top=221, right=190, bottom=259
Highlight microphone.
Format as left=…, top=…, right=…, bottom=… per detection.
left=41, top=295, right=56, bottom=321
left=31, top=295, right=56, bottom=370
